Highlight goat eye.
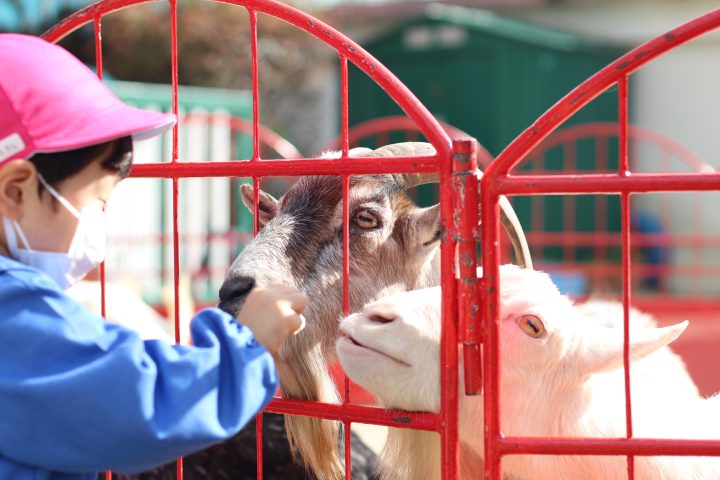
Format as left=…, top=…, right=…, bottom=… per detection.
left=518, top=314, right=545, bottom=338
left=353, top=209, right=379, bottom=229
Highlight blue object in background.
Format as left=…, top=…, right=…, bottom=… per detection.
left=547, top=269, right=588, bottom=297
left=631, top=211, right=668, bottom=291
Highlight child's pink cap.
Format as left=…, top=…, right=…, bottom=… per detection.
left=0, top=34, right=176, bottom=166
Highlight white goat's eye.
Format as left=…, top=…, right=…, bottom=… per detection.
left=518, top=314, right=545, bottom=338
left=354, top=209, right=379, bottom=229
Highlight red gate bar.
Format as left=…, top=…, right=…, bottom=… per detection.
left=497, top=173, right=720, bottom=195
left=129, top=156, right=441, bottom=177
left=452, top=139, right=482, bottom=395
left=499, top=437, right=720, bottom=457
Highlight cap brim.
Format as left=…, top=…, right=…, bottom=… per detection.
left=36, top=103, right=176, bottom=153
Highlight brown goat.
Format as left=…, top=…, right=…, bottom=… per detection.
left=218, top=142, right=530, bottom=480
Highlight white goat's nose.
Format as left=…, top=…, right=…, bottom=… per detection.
left=368, top=312, right=396, bottom=324
left=362, top=298, right=403, bottom=324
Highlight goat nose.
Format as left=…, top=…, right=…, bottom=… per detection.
left=218, top=274, right=256, bottom=304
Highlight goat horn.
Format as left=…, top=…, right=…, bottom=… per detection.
left=489, top=179, right=534, bottom=269
left=361, top=142, right=439, bottom=188
left=366, top=141, right=533, bottom=268
left=500, top=195, right=533, bottom=269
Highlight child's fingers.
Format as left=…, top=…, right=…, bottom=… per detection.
left=266, top=285, right=307, bottom=313
left=288, top=293, right=307, bottom=314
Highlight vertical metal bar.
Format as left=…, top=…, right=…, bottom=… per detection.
left=172, top=178, right=181, bottom=344
left=94, top=16, right=103, bottom=80
left=247, top=9, right=263, bottom=459
left=171, top=176, right=183, bottom=480
left=169, top=0, right=180, bottom=337
left=342, top=175, right=350, bottom=343
left=622, top=192, right=635, bottom=480
left=342, top=174, right=351, bottom=478
left=344, top=420, right=352, bottom=480
left=619, top=74, right=634, bottom=480
left=339, top=56, right=349, bottom=157
left=93, top=15, right=106, bottom=325
left=256, top=414, right=263, bottom=480
left=340, top=53, right=352, bottom=479
left=453, top=139, right=482, bottom=395
left=253, top=177, right=260, bottom=236
left=252, top=174, right=262, bottom=477
left=95, top=18, right=113, bottom=480
left=481, top=182, right=502, bottom=480
left=248, top=8, right=260, bottom=161
left=440, top=144, right=459, bottom=480
left=170, top=0, right=179, bottom=165
left=171, top=180, right=182, bottom=480
left=94, top=15, right=105, bottom=320
left=169, top=1, right=183, bottom=477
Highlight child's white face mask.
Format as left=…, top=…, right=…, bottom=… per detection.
left=3, top=174, right=106, bottom=290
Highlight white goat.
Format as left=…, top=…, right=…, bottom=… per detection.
left=337, top=264, right=708, bottom=480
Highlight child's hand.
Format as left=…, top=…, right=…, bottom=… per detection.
left=235, top=285, right=307, bottom=354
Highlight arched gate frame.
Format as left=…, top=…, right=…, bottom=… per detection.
left=481, top=8, right=720, bottom=480
left=43, top=1, right=467, bottom=479
left=525, top=121, right=713, bottom=298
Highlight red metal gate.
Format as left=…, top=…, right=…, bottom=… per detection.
left=43, top=1, right=462, bottom=478
left=44, top=2, right=720, bottom=479
left=480, top=8, right=720, bottom=480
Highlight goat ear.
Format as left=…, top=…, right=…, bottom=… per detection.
left=240, top=183, right=279, bottom=228
left=411, top=204, right=441, bottom=247
left=578, top=320, right=688, bottom=375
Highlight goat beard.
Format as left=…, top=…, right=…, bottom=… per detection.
left=275, top=329, right=345, bottom=480
left=272, top=256, right=441, bottom=480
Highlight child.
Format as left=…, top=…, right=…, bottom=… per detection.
left=0, top=34, right=305, bottom=479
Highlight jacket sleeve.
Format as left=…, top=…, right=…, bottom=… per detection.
left=0, top=270, right=278, bottom=474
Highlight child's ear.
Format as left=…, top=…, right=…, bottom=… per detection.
left=0, top=160, right=36, bottom=219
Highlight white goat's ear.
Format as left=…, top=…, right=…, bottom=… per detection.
left=240, top=183, right=279, bottom=228
left=579, top=320, right=688, bottom=375
left=410, top=203, right=441, bottom=247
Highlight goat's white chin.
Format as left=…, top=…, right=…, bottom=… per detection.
left=336, top=336, right=411, bottom=368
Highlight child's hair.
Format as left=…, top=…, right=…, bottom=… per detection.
left=29, top=135, right=133, bottom=195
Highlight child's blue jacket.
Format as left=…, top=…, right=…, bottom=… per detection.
left=0, top=254, right=277, bottom=479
